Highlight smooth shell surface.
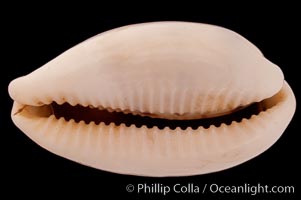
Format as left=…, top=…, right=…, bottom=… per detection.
left=9, top=22, right=295, bottom=176
left=9, top=22, right=284, bottom=119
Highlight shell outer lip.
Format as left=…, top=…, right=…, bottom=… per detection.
left=8, top=21, right=284, bottom=120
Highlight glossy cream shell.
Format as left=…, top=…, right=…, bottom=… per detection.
left=8, top=22, right=295, bottom=176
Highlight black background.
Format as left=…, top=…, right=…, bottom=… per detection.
left=2, top=4, right=300, bottom=199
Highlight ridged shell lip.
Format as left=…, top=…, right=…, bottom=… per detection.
left=11, top=83, right=285, bottom=130
left=7, top=21, right=285, bottom=122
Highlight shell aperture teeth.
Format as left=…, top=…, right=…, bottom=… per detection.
left=14, top=90, right=282, bottom=130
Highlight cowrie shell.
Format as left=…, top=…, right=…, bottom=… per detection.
left=9, top=22, right=295, bottom=176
